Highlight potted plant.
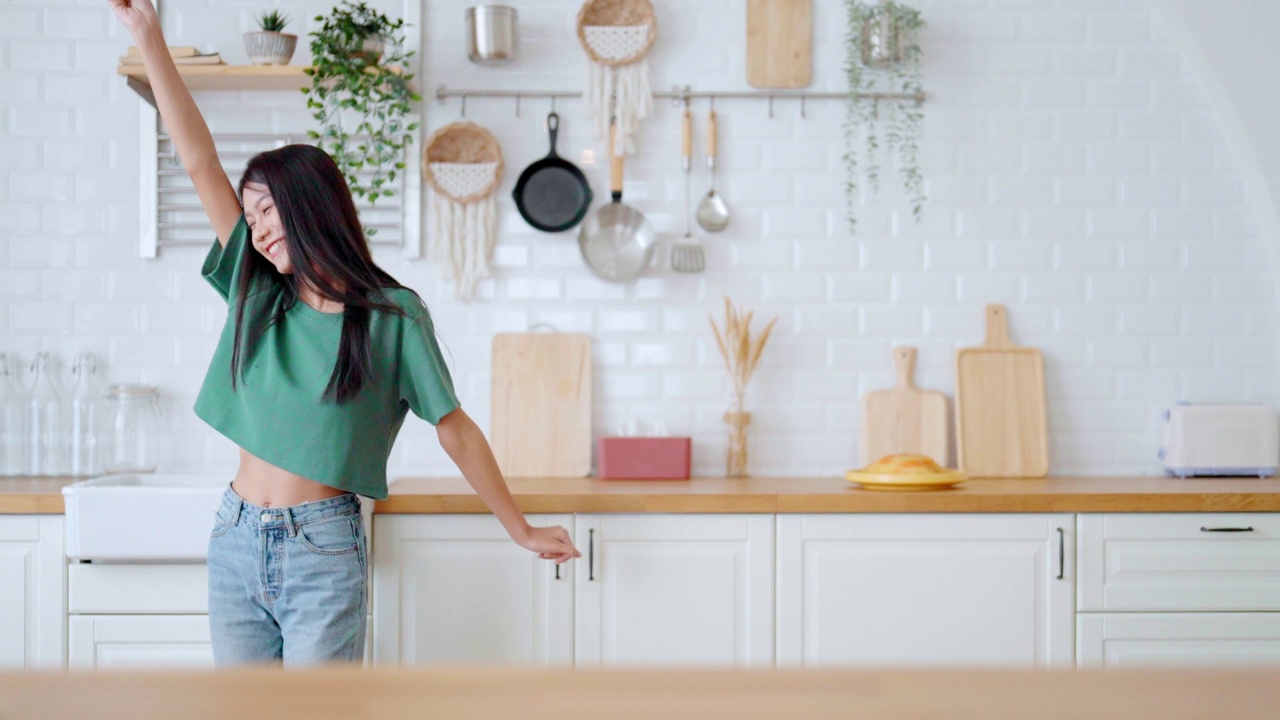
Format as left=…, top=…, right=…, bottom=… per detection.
left=243, top=9, right=297, bottom=66
left=843, top=1, right=925, bottom=234
left=304, top=1, right=419, bottom=213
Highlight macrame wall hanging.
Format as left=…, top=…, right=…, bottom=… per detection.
left=422, top=122, right=504, bottom=301
left=577, top=0, right=656, bottom=156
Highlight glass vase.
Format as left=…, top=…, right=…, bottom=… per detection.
left=722, top=406, right=752, bottom=479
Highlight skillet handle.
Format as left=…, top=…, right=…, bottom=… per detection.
left=610, top=122, right=623, bottom=202
left=546, top=112, right=560, bottom=154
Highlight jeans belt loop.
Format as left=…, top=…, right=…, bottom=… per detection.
left=283, top=507, right=298, bottom=538
left=230, top=496, right=243, bottom=526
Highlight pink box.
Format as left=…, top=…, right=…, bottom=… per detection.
left=597, top=437, right=692, bottom=480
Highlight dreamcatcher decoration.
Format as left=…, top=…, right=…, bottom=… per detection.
left=422, top=122, right=504, bottom=301
left=577, top=0, right=656, bottom=157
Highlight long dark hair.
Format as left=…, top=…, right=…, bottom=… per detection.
left=230, top=144, right=415, bottom=403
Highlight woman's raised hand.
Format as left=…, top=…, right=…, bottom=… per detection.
left=108, top=0, right=160, bottom=37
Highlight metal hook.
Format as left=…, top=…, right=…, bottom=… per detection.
left=800, top=95, right=807, bottom=120
left=515, top=95, right=521, bottom=118
left=768, top=94, right=774, bottom=119
left=873, top=97, right=879, bottom=121
left=551, top=95, right=557, bottom=113
left=710, top=95, right=716, bottom=113
left=460, top=94, right=467, bottom=118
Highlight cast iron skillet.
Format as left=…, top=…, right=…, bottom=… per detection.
left=512, top=112, right=593, bottom=233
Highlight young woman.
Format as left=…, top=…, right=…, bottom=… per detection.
left=109, top=0, right=580, bottom=667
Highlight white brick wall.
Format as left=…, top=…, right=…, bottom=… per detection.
left=2, top=0, right=1278, bottom=479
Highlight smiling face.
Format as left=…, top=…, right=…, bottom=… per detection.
left=242, top=182, right=291, bottom=274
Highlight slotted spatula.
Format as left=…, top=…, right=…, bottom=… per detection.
left=671, top=106, right=704, bottom=273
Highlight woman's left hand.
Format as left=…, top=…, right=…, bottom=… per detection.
left=517, top=525, right=581, bottom=564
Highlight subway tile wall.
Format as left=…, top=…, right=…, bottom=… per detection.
left=1, top=0, right=1276, bottom=479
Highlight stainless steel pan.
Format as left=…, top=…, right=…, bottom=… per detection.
left=578, top=124, right=656, bottom=283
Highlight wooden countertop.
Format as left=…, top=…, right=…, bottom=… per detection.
left=0, top=477, right=78, bottom=514
left=8, top=475, right=1280, bottom=515
left=378, top=475, right=1280, bottom=513
left=3, top=667, right=1278, bottom=720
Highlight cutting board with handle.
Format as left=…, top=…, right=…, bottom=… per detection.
left=746, top=0, right=812, bottom=89
left=490, top=331, right=592, bottom=478
left=860, top=347, right=950, bottom=467
left=955, top=305, right=1049, bottom=478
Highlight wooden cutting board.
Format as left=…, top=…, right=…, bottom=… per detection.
left=955, top=305, right=1049, bottom=478
left=860, top=347, right=950, bottom=467
left=490, top=332, right=592, bottom=478
left=746, top=0, right=812, bottom=89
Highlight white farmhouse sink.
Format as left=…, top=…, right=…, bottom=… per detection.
left=63, top=474, right=228, bottom=562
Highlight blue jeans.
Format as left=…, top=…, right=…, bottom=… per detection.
left=207, top=485, right=367, bottom=667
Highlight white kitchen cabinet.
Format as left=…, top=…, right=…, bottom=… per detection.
left=1075, top=513, right=1280, bottom=667
left=777, top=514, right=1074, bottom=668
left=372, top=514, right=574, bottom=666
left=1077, top=514, right=1280, bottom=612
left=574, top=514, right=774, bottom=668
left=1078, top=613, right=1280, bottom=666
left=68, top=615, right=213, bottom=669
left=0, top=515, right=64, bottom=669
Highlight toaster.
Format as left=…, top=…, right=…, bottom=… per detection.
left=1159, top=403, right=1279, bottom=478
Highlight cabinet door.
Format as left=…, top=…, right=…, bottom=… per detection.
left=371, top=514, right=573, bottom=666
left=0, top=516, right=64, bottom=669
left=1078, top=613, right=1280, bottom=667
left=777, top=514, right=1074, bottom=668
left=68, top=615, right=213, bottom=669
left=574, top=514, right=774, bottom=667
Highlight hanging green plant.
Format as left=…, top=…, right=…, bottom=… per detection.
left=843, top=0, right=925, bottom=234
left=303, top=0, right=419, bottom=213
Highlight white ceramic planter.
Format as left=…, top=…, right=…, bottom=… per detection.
left=243, top=31, right=297, bottom=66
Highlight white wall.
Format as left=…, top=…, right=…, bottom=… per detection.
left=1, top=0, right=1277, bottom=480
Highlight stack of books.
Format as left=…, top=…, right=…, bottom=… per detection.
left=119, top=46, right=223, bottom=66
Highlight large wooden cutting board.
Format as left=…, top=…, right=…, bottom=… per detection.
left=955, top=305, right=1049, bottom=478
left=490, top=332, right=592, bottom=478
left=747, top=0, right=812, bottom=89
left=860, top=347, right=950, bottom=466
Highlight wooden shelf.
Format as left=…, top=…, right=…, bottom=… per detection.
left=117, top=64, right=311, bottom=105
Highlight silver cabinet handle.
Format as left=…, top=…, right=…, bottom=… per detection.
left=588, top=528, right=595, bottom=581
left=1201, top=526, right=1255, bottom=533
left=1057, top=528, right=1065, bottom=580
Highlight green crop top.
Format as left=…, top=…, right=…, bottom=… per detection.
left=192, top=215, right=460, bottom=499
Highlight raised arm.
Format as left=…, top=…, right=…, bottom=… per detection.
left=110, top=0, right=241, bottom=246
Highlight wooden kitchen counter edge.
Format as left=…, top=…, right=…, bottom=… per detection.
left=6, top=476, right=1280, bottom=514
left=2, top=666, right=1279, bottom=720
left=376, top=476, right=1280, bottom=514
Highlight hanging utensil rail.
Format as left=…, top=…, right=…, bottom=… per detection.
left=436, top=85, right=923, bottom=119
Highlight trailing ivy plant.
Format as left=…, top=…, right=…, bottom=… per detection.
left=303, top=1, right=419, bottom=216
left=843, top=0, right=926, bottom=234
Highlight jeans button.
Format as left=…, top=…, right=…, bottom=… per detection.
left=260, top=513, right=272, bottom=523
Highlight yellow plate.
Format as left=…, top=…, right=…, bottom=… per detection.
left=844, top=469, right=967, bottom=491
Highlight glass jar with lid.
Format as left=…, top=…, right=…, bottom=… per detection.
left=102, top=383, right=162, bottom=474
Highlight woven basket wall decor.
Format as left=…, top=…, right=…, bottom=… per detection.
left=577, top=0, right=656, bottom=156
left=422, top=122, right=504, bottom=301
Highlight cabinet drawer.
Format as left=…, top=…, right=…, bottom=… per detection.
left=69, top=563, right=208, bottom=614
left=1078, top=613, right=1280, bottom=667
left=1078, top=514, right=1280, bottom=612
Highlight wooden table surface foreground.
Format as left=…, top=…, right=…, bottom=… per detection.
left=1, top=667, right=1278, bottom=720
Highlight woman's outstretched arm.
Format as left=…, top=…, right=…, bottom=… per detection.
left=436, top=408, right=582, bottom=565
left=110, top=0, right=241, bottom=246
